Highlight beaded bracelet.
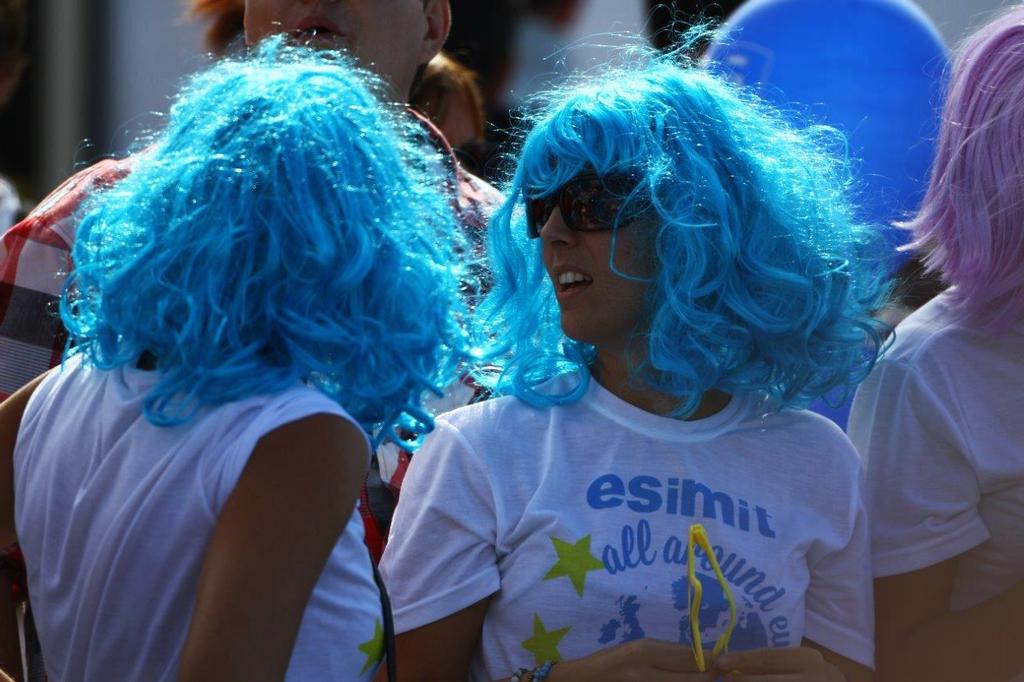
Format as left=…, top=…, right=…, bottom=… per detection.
left=532, top=661, right=556, bottom=682
left=510, top=667, right=530, bottom=682
left=511, top=662, right=557, bottom=682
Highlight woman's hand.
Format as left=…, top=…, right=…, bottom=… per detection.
left=547, top=638, right=712, bottom=682
left=710, top=643, right=869, bottom=681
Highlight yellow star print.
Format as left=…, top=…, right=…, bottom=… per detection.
left=358, top=618, right=385, bottom=675
left=521, top=613, right=571, bottom=664
left=542, top=534, right=605, bottom=597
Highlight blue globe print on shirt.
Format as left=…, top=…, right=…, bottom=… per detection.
left=597, top=595, right=645, bottom=644
left=672, top=572, right=770, bottom=651
left=596, top=573, right=768, bottom=650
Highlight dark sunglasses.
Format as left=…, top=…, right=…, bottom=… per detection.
left=525, top=173, right=643, bottom=239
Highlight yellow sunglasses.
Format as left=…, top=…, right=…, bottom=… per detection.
left=686, top=523, right=737, bottom=672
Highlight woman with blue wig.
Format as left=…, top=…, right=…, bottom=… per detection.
left=380, top=47, right=887, bottom=682
left=0, top=40, right=474, bottom=681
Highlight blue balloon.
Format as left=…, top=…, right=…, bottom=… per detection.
left=706, top=0, right=949, bottom=430
left=706, top=0, right=948, bottom=261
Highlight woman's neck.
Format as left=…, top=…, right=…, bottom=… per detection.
left=591, top=349, right=730, bottom=420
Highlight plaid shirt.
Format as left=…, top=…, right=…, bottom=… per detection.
left=0, top=158, right=133, bottom=401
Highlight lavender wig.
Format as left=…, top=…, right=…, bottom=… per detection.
left=901, top=6, right=1024, bottom=329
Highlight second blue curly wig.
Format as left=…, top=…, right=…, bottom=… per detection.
left=481, top=51, right=890, bottom=416
left=64, top=39, right=476, bottom=443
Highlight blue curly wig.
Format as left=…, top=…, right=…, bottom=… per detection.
left=63, top=38, right=476, bottom=444
left=480, top=50, right=890, bottom=416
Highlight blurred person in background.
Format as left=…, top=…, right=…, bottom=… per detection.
left=848, top=6, right=1024, bottom=681
left=410, top=51, right=489, bottom=175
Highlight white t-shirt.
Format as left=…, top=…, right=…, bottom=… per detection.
left=14, top=357, right=384, bottom=682
left=380, top=378, right=874, bottom=680
left=849, top=291, right=1024, bottom=610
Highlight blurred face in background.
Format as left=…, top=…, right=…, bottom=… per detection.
left=243, top=0, right=451, bottom=99
left=437, top=93, right=480, bottom=149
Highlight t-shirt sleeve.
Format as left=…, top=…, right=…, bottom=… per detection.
left=803, top=478, right=875, bottom=670
left=848, top=358, right=988, bottom=577
left=204, top=390, right=367, bottom=515
left=379, top=419, right=500, bottom=633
